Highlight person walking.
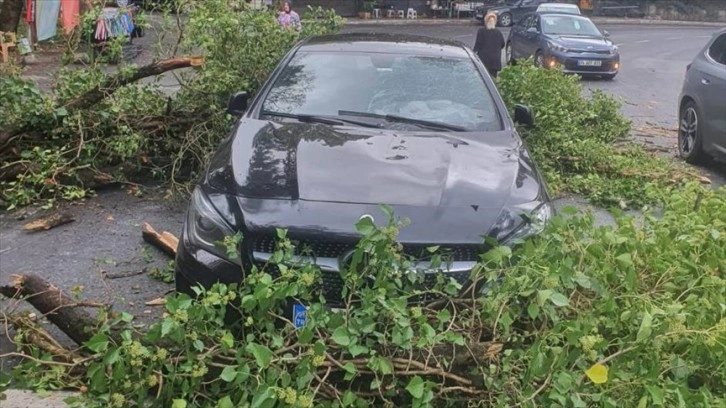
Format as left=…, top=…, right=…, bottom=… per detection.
left=277, top=1, right=301, bottom=31
left=473, top=12, right=505, bottom=78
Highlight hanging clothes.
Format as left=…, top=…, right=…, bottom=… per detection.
left=94, top=7, right=135, bottom=42
left=36, top=0, right=61, bottom=41
left=61, top=0, right=81, bottom=34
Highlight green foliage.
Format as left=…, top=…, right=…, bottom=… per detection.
left=496, top=61, right=700, bottom=208
left=5, top=185, right=725, bottom=407
left=0, top=0, right=343, bottom=210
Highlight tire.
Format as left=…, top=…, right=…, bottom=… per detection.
left=534, top=50, right=544, bottom=68
left=678, top=100, right=708, bottom=164
left=506, top=42, right=516, bottom=65
left=498, top=12, right=513, bottom=27
left=602, top=73, right=617, bottom=80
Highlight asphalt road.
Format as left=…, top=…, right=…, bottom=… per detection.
left=1, top=21, right=724, bottom=375
left=341, top=22, right=726, bottom=184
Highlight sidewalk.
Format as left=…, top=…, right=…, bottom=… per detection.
left=343, top=16, right=726, bottom=27
left=1, top=390, right=76, bottom=408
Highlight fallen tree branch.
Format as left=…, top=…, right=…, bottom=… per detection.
left=142, top=223, right=179, bottom=258
left=64, top=56, right=204, bottom=111
left=22, top=212, right=75, bottom=232
left=0, top=274, right=99, bottom=346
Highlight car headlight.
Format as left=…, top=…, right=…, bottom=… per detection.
left=549, top=43, right=569, bottom=53
left=186, top=186, right=240, bottom=265
left=490, top=203, right=553, bottom=247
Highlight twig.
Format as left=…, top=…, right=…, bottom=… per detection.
left=104, top=269, right=146, bottom=279
left=514, top=373, right=552, bottom=407
left=0, top=352, right=79, bottom=367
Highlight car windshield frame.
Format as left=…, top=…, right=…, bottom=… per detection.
left=540, top=15, right=602, bottom=37
left=255, top=49, right=505, bottom=132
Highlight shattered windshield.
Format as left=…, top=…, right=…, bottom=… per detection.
left=260, top=51, right=502, bottom=131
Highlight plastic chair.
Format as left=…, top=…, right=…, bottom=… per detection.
left=373, top=8, right=381, bottom=18
left=397, top=9, right=405, bottom=18
left=387, top=9, right=395, bottom=18
left=407, top=8, right=417, bottom=18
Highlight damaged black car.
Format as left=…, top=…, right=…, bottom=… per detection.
left=174, top=33, right=553, bottom=311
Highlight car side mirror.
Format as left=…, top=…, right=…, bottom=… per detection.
left=227, top=91, right=249, bottom=116
left=514, top=104, right=534, bottom=128
left=603, top=30, right=610, bottom=37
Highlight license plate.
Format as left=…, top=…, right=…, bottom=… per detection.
left=293, top=303, right=307, bottom=329
left=578, top=60, right=602, bottom=67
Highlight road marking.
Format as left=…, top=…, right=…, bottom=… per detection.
left=453, top=34, right=471, bottom=38
left=635, top=40, right=650, bottom=43
left=666, top=37, right=682, bottom=40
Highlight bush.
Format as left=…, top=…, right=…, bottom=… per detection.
left=4, top=185, right=724, bottom=407
left=496, top=62, right=701, bottom=208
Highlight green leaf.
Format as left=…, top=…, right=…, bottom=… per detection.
left=161, top=318, right=174, bottom=337
left=221, top=332, right=234, bottom=349
left=171, top=400, right=187, bottom=408
left=102, top=347, right=120, bottom=365
left=331, top=326, right=351, bottom=346
left=527, top=302, right=540, bottom=319
left=219, top=366, right=237, bottom=382
left=406, top=376, right=425, bottom=399
left=85, top=333, right=109, bottom=353
left=348, top=344, right=368, bottom=357
left=355, top=215, right=376, bottom=235
left=549, top=292, right=569, bottom=307
left=246, top=343, right=273, bottom=368
left=343, top=390, right=357, bottom=405
left=647, top=385, right=664, bottom=406
left=636, top=311, right=653, bottom=343
left=615, top=253, right=633, bottom=268
left=251, top=387, right=274, bottom=408
left=217, top=396, right=234, bottom=408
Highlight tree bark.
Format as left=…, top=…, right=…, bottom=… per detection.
left=0, top=274, right=99, bottom=346
left=0, top=0, right=24, bottom=33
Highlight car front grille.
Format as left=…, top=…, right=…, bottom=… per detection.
left=250, top=236, right=485, bottom=262
left=246, top=235, right=485, bottom=307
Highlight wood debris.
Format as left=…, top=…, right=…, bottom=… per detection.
left=22, top=212, right=75, bottom=232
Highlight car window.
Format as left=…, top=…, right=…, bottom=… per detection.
left=541, top=15, right=601, bottom=36
left=261, top=52, right=502, bottom=131
left=518, top=15, right=532, bottom=27
left=529, top=15, right=540, bottom=30
left=707, top=33, right=726, bottom=65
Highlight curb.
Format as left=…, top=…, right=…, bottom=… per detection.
left=342, top=17, right=726, bottom=27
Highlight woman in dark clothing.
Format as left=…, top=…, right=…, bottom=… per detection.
left=473, top=12, right=505, bottom=78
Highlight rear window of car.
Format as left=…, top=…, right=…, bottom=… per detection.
left=707, top=33, right=726, bottom=65
left=260, top=51, right=503, bottom=131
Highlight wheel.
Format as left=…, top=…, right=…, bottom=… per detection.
left=678, top=100, right=708, bottom=164
left=506, top=42, right=516, bottom=65
left=498, top=12, right=512, bottom=27
left=602, top=73, right=617, bottom=80
left=534, top=50, right=544, bottom=68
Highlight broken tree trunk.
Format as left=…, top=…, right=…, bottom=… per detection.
left=141, top=223, right=179, bottom=258
left=22, top=212, right=75, bottom=232
left=0, top=274, right=98, bottom=346
left=63, top=56, right=204, bottom=111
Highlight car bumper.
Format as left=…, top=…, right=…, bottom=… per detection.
left=174, top=229, right=243, bottom=296
left=546, top=51, right=620, bottom=75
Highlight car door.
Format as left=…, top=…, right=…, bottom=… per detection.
left=521, top=14, right=541, bottom=58
left=701, top=33, right=726, bottom=151
left=510, top=15, right=533, bottom=59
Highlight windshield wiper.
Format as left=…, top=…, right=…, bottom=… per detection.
left=337, top=110, right=467, bottom=132
left=261, top=110, right=380, bottom=128
left=261, top=110, right=346, bottom=126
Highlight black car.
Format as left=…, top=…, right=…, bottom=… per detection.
left=506, top=12, right=620, bottom=79
left=174, top=33, right=553, bottom=311
left=475, top=0, right=549, bottom=27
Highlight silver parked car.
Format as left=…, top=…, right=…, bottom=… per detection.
left=678, top=28, right=726, bottom=164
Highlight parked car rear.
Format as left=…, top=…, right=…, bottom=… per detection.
left=678, top=28, right=726, bottom=164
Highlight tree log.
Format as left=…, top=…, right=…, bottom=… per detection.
left=23, top=212, right=75, bottom=232
left=0, top=274, right=98, bottom=346
left=64, top=56, right=204, bottom=111
left=142, top=223, right=179, bottom=258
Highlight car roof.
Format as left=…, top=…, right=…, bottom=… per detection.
left=298, top=33, right=471, bottom=59
left=537, top=2, right=579, bottom=7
